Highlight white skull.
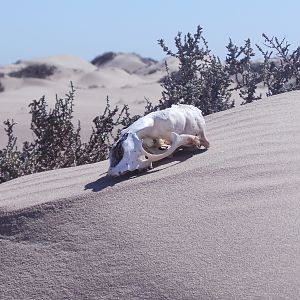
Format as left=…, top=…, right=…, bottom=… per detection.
left=107, top=133, right=151, bottom=177
left=107, top=132, right=181, bottom=177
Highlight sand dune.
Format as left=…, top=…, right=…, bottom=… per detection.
left=1, top=90, right=300, bottom=299
left=92, top=52, right=154, bottom=74
left=0, top=53, right=178, bottom=147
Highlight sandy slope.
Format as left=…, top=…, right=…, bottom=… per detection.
left=1, top=91, right=300, bottom=299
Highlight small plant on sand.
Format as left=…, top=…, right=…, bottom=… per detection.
left=225, top=38, right=262, bottom=104
left=0, top=120, right=23, bottom=183
left=78, top=98, right=140, bottom=165
left=157, top=25, right=234, bottom=115
left=91, top=52, right=117, bottom=66
left=0, top=83, right=140, bottom=183
left=9, top=64, right=56, bottom=79
left=256, top=34, right=300, bottom=96
left=28, top=83, right=81, bottom=170
left=0, top=73, right=4, bottom=92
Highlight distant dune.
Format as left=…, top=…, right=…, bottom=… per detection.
left=0, top=53, right=179, bottom=147
left=1, top=90, right=300, bottom=299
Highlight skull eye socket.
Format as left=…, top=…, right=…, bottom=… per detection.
left=110, top=139, right=125, bottom=167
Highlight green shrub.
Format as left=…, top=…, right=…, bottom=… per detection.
left=91, top=52, right=117, bottom=66
left=0, top=83, right=140, bottom=183
left=256, top=34, right=300, bottom=96
left=0, top=73, right=4, bottom=92
left=157, top=25, right=234, bottom=115
left=1, top=26, right=300, bottom=183
left=0, top=120, right=23, bottom=183
left=225, top=38, right=262, bottom=104
left=9, top=64, right=56, bottom=79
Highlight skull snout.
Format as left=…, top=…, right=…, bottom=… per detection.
left=108, top=133, right=145, bottom=176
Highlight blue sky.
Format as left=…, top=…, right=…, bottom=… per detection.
left=1, top=0, right=299, bottom=65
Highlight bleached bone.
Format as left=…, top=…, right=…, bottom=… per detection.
left=107, top=104, right=209, bottom=177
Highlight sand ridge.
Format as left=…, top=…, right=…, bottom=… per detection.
left=1, top=90, right=300, bottom=299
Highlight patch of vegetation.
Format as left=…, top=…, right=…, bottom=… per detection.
left=1, top=26, right=300, bottom=183
left=9, top=64, right=56, bottom=79
left=225, top=38, right=262, bottom=104
left=0, top=83, right=140, bottom=183
left=156, top=26, right=234, bottom=115
left=257, top=34, right=300, bottom=96
left=0, top=73, right=4, bottom=92
left=91, top=52, right=117, bottom=66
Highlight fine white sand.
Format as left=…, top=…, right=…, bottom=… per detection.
left=1, top=90, right=300, bottom=299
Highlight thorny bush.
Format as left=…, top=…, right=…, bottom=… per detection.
left=0, top=83, right=139, bottom=183
left=1, top=27, right=300, bottom=183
